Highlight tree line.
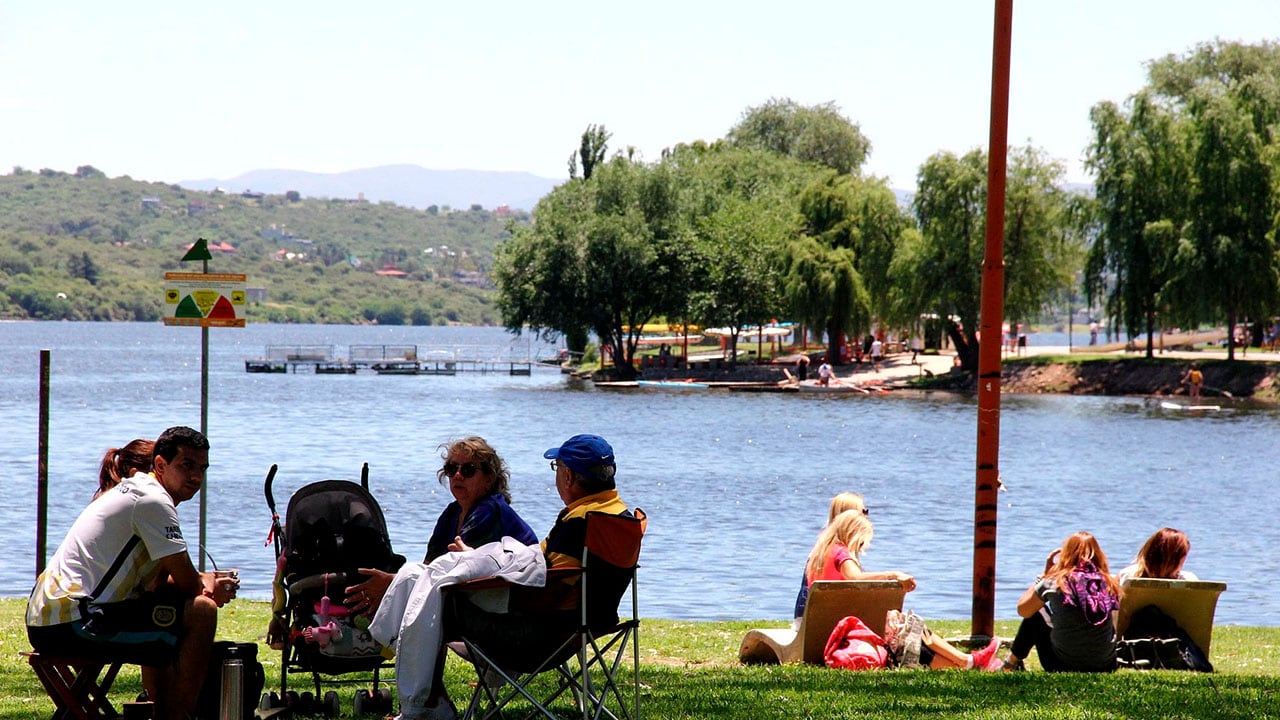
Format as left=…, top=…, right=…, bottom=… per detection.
left=495, top=40, right=1280, bottom=379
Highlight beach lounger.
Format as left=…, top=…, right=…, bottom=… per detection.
left=738, top=580, right=906, bottom=665
left=1116, top=578, right=1228, bottom=659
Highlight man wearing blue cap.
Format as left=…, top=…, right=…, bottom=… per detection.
left=542, top=433, right=632, bottom=568
left=372, top=434, right=634, bottom=720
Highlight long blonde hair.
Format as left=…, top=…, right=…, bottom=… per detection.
left=805, top=509, right=875, bottom=582
left=827, top=492, right=866, bottom=523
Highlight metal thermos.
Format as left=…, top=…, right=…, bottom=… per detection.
left=219, top=656, right=244, bottom=720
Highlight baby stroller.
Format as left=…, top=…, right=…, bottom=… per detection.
left=261, top=463, right=404, bottom=716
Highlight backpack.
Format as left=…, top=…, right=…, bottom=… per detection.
left=1117, top=604, right=1213, bottom=672
left=824, top=616, right=889, bottom=670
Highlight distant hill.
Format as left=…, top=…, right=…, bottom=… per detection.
left=180, top=164, right=562, bottom=211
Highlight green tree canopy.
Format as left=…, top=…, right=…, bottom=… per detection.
left=727, top=98, right=871, bottom=176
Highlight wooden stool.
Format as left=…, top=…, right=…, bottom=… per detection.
left=22, top=651, right=124, bottom=720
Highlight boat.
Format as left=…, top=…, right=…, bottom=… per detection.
left=1160, top=401, right=1221, bottom=412
left=637, top=380, right=709, bottom=390
left=314, top=361, right=357, bottom=374
left=245, top=359, right=286, bottom=373
left=371, top=361, right=420, bottom=375
left=796, top=379, right=877, bottom=394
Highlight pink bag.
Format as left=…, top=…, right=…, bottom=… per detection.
left=823, top=615, right=889, bottom=670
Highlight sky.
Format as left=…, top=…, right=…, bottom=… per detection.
left=2, top=1, right=1278, bottom=192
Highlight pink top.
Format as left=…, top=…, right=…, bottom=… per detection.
left=810, top=544, right=856, bottom=584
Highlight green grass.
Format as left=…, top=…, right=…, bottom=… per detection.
left=3, top=600, right=1278, bottom=719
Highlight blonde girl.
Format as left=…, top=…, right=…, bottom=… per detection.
left=793, top=493, right=869, bottom=619
left=803, top=509, right=915, bottom=588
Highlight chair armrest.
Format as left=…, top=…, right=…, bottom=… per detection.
left=445, top=567, right=584, bottom=613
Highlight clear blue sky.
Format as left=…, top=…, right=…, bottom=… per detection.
left=2, top=1, right=1277, bottom=190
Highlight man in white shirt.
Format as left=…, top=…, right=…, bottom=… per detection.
left=26, top=426, right=238, bottom=720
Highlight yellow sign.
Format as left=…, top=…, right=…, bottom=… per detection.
left=163, top=272, right=247, bottom=328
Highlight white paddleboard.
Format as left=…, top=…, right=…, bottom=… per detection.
left=1161, top=401, right=1221, bottom=411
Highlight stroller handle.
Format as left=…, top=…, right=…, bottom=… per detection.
left=263, top=463, right=280, bottom=513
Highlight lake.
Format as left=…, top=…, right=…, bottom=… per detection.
left=1, top=321, right=1275, bottom=626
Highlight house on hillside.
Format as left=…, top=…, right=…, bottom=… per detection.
left=375, top=265, right=408, bottom=278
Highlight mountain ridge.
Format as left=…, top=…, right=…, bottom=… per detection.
left=180, top=164, right=563, bottom=211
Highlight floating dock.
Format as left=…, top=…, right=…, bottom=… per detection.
left=245, top=344, right=536, bottom=376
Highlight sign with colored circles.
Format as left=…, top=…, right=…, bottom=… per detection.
left=163, top=272, right=247, bottom=327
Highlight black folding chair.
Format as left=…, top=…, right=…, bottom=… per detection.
left=445, top=509, right=646, bottom=720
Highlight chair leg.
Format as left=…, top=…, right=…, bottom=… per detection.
left=25, top=654, right=123, bottom=720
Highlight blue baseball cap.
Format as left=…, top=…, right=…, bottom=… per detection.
left=543, top=434, right=615, bottom=476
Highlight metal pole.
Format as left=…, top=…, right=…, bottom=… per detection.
left=973, top=0, right=1013, bottom=640
left=37, top=350, right=51, bottom=577
left=199, top=258, right=209, bottom=572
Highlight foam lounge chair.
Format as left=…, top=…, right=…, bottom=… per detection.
left=1116, top=578, right=1228, bottom=660
left=738, top=580, right=907, bottom=665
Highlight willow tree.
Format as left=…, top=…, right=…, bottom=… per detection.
left=1084, top=92, right=1189, bottom=357
left=895, top=148, right=1076, bottom=372
left=782, top=172, right=908, bottom=364
left=1146, top=41, right=1280, bottom=358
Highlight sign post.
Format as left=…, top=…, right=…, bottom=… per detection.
left=164, top=238, right=246, bottom=571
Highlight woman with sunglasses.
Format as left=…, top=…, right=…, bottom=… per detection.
left=347, top=436, right=537, bottom=617
left=423, top=436, right=538, bottom=561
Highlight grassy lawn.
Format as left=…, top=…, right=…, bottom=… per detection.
left=2, top=600, right=1277, bottom=719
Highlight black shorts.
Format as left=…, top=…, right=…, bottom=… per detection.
left=27, top=589, right=187, bottom=666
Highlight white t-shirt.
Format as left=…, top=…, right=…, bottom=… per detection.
left=1116, top=564, right=1199, bottom=584
left=27, top=472, right=187, bottom=627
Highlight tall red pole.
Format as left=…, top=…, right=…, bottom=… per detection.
left=973, top=0, right=1013, bottom=640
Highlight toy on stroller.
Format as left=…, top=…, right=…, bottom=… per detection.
left=260, top=463, right=405, bottom=716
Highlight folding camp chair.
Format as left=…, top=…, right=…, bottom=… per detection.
left=445, top=509, right=646, bottom=720
left=738, top=580, right=907, bottom=664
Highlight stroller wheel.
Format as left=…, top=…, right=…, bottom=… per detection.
left=352, top=689, right=371, bottom=715
left=284, top=690, right=300, bottom=711
left=375, top=688, right=394, bottom=713
left=299, top=692, right=315, bottom=715
left=323, top=691, right=340, bottom=717
left=259, top=692, right=279, bottom=711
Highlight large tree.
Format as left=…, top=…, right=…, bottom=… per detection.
left=783, top=172, right=910, bottom=364
left=494, top=156, right=688, bottom=379
left=665, top=144, right=815, bottom=365
left=1145, top=41, right=1280, bottom=359
left=727, top=98, right=871, bottom=176
left=895, top=148, right=1077, bottom=372
left=1084, top=92, right=1190, bottom=357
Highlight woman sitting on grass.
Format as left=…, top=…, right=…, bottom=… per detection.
left=1116, top=527, right=1198, bottom=582
left=1002, top=531, right=1122, bottom=672
left=806, top=509, right=1002, bottom=670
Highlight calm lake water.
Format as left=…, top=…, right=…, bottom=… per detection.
left=2, top=321, right=1276, bottom=626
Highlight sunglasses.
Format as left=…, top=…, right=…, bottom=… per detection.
left=443, top=462, right=487, bottom=478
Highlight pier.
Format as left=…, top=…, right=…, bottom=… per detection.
left=244, top=344, right=537, bottom=376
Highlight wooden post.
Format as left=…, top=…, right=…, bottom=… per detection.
left=973, top=0, right=1013, bottom=640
